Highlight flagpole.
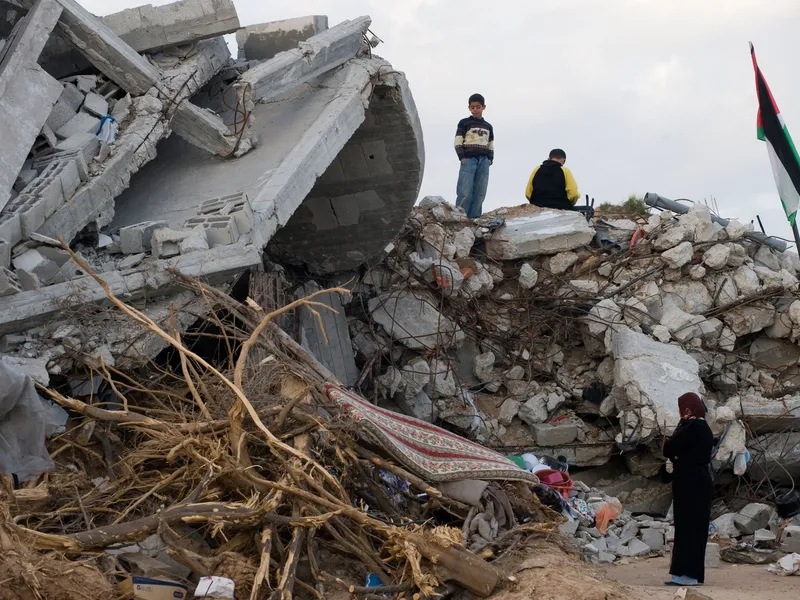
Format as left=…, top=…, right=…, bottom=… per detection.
left=791, top=222, right=800, bottom=256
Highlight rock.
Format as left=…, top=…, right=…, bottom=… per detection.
left=559, top=519, right=579, bottom=537
left=665, top=526, right=675, bottom=543
left=641, top=528, right=665, bottom=551
left=652, top=325, right=671, bottom=343
left=713, top=276, right=738, bottom=307
left=703, top=244, right=730, bottom=270
left=369, top=291, right=464, bottom=351
left=723, top=304, right=776, bottom=336
left=653, top=225, right=691, bottom=251
left=498, top=398, right=521, bottom=426
left=473, top=352, right=495, bottom=382
left=620, top=520, right=639, bottom=543
left=621, top=538, right=651, bottom=557
left=662, top=281, right=714, bottom=314
left=660, top=305, right=707, bottom=343
left=568, top=279, right=600, bottom=295
left=582, top=299, right=624, bottom=357
left=532, top=422, right=578, bottom=446
left=546, top=251, right=579, bottom=275
left=662, top=241, right=694, bottom=269
left=453, top=227, right=475, bottom=258
left=734, top=503, right=773, bottom=535
left=419, top=195, right=447, bottom=208
left=611, top=328, right=703, bottom=441
left=485, top=207, right=595, bottom=259
left=717, top=327, right=736, bottom=352
left=519, top=263, right=539, bottom=289
left=518, top=395, right=549, bottom=425
left=726, top=219, right=748, bottom=239
left=505, top=365, right=525, bottom=381
left=755, top=245, right=782, bottom=271
left=119, top=253, right=146, bottom=270
left=403, top=391, right=437, bottom=423
left=711, top=513, right=740, bottom=538
left=727, top=243, right=748, bottom=267
left=704, top=542, right=720, bottom=568
left=401, top=358, right=430, bottom=398
left=428, top=359, right=457, bottom=399
left=689, top=264, right=707, bottom=280
left=733, top=265, right=760, bottom=296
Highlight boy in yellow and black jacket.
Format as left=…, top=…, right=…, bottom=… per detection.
left=525, top=149, right=580, bottom=211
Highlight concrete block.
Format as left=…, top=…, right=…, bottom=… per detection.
left=0, top=241, right=9, bottom=269
left=16, top=269, right=41, bottom=291
left=711, top=512, right=739, bottom=538
left=119, top=221, right=168, bottom=254
left=56, top=132, right=100, bottom=163
left=46, top=97, right=80, bottom=133
left=0, top=213, right=23, bottom=247
left=485, top=207, right=595, bottom=260
left=532, top=422, right=578, bottom=446
left=151, top=228, right=191, bottom=258
left=14, top=169, right=38, bottom=193
left=55, top=112, right=100, bottom=140
left=640, top=528, right=664, bottom=551
left=183, top=215, right=240, bottom=247
left=734, top=503, right=773, bottom=535
left=704, top=542, right=720, bottom=568
left=198, top=192, right=254, bottom=234
left=236, top=16, right=329, bottom=61
left=178, top=227, right=209, bottom=254
left=0, top=267, right=22, bottom=297
left=33, top=149, right=89, bottom=182
left=782, top=525, right=800, bottom=553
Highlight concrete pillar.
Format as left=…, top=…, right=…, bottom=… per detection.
left=0, top=0, right=63, bottom=211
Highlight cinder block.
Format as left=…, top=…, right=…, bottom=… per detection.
left=0, top=213, right=23, bottom=246
left=56, top=159, right=82, bottom=201
left=183, top=214, right=240, bottom=247
left=33, top=149, right=89, bottom=182
left=119, top=220, right=168, bottom=254
left=13, top=169, right=38, bottom=193
left=56, top=132, right=100, bottom=164
left=0, top=267, right=22, bottom=297
left=0, top=241, right=10, bottom=269
left=197, top=192, right=254, bottom=234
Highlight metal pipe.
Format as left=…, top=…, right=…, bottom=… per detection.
left=643, top=192, right=789, bottom=252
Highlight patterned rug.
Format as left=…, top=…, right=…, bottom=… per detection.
left=325, top=385, right=540, bottom=484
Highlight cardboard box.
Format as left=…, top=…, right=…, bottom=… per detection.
left=119, top=576, right=189, bottom=600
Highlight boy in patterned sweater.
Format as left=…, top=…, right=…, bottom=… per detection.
left=454, top=93, right=494, bottom=218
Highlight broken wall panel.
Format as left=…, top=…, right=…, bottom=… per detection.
left=236, top=15, right=328, bottom=61
left=266, top=71, right=424, bottom=273
left=34, top=0, right=240, bottom=79
left=0, top=0, right=63, bottom=211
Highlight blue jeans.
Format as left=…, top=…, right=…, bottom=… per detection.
left=456, top=156, right=490, bottom=219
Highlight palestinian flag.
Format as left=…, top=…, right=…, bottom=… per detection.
left=751, top=42, right=800, bottom=225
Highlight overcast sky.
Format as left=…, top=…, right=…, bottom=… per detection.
left=85, top=0, right=800, bottom=243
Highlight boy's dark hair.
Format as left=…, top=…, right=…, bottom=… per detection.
left=468, top=93, right=485, bottom=106
left=549, top=148, right=567, bottom=160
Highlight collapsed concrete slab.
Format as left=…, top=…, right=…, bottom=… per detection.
left=236, top=17, right=371, bottom=106
left=0, top=242, right=260, bottom=335
left=35, top=0, right=240, bottom=79
left=485, top=207, right=595, bottom=260
left=748, top=431, right=800, bottom=485
left=369, top=290, right=464, bottom=351
left=236, top=16, right=328, bottom=61
left=611, top=327, right=704, bottom=443
left=725, top=394, right=800, bottom=433
left=113, top=57, right=422, bottom=275
left=0, top=0, right=63, bottom=211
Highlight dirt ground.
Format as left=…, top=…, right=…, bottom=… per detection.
left=604, top=555, right=798, bottom=600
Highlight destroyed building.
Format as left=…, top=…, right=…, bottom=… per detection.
left=2, top=1, right=800, bottom=598
left=0, top=0, right=423, bottom=371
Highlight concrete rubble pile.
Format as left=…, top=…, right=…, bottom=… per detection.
left=311, top=196, right=800, bottom=487
left=0, top=0, right=423, bottom=370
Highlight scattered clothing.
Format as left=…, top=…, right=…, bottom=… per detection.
left=463, top=482, right=515, bottom=552
left=525, top=159, right=580, bottom=210
left=454, top=116, right=494, bottom=218
left=95, top=115, right=118, bottom=144
left=664, top=417, right=714, bottom=584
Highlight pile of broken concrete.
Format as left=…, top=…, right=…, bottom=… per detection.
left=310, top=196, right=800, bottom=487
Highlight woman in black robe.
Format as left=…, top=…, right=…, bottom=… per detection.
left=663, top=392, right=714, bottom=586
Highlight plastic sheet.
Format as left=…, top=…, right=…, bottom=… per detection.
left=0, top=361, right=60, bottom=481
left=594, top=498, right=622, bottom=534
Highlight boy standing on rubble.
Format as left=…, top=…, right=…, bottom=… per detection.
left=454, top=94, right=494, bottom=218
